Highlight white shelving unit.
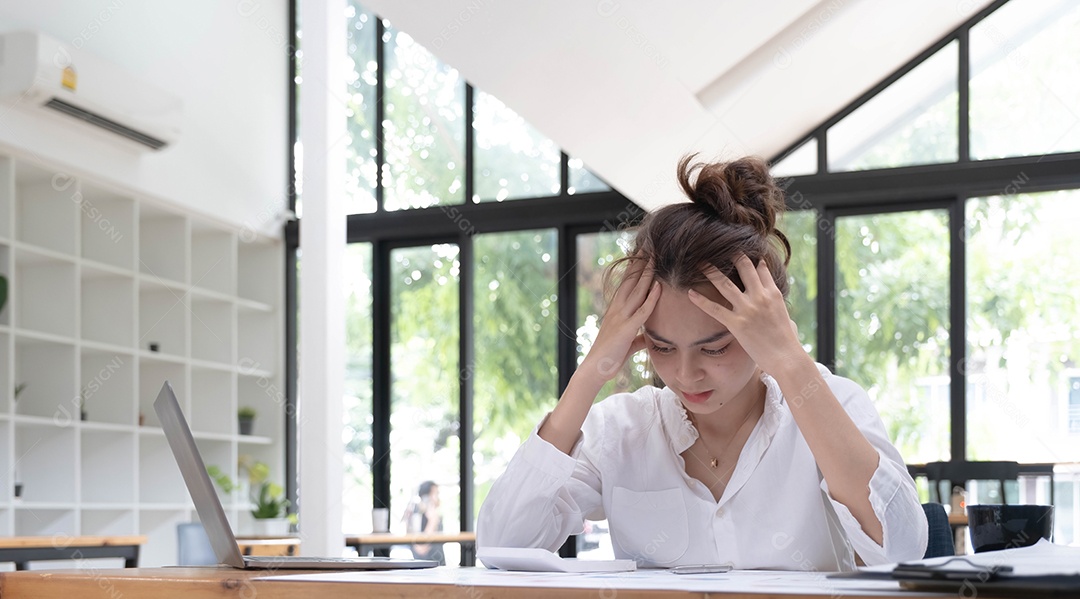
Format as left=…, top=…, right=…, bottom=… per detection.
left=0, top=152, right=284, bottom=567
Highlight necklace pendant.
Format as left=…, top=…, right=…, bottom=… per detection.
left=710, top=457, right=718, bottom=469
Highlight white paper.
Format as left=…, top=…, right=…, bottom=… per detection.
left=476, top=546, right=636, bottom=573
left=257, top=567, right=909, bottom=595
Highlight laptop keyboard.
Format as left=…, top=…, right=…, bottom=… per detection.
left=246, top=556, right=389, bottom=563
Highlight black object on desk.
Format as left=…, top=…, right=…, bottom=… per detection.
left=0, top=536, right=144, bottom=570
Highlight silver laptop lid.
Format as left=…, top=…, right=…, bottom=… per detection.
left=154, top=381, right=247, bottom=568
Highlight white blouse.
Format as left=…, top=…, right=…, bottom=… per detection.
left=477, top=364, right=928, bottom=571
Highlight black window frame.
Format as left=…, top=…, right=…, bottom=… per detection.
left=283, top=2, right=643, bottom=550
left=774, top=0, right=1080, bottom=467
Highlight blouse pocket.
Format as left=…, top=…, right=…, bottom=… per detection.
left=609, top=486, right=689, bottom=565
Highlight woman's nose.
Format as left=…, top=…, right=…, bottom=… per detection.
left=676, top=353, right=705, bottom=384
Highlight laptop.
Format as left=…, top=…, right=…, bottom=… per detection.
left=154, top=380, right=438, bottom=570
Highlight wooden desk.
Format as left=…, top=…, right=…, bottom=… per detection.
left=346, top=532, right=476, bottom=566
left=0, top=535, right=146, bottom=569
left=235, top=537, right=301, bottom=557
left=0, top=566, right=962, bottom=599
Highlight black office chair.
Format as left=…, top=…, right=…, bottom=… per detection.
left=924, top=461, right=1020, bottom=504
left=921, top=503, right=954, bottom=558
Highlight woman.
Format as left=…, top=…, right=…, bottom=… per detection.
left=477, top=155, right=927, bottom=570
left=406, top=481, right=445, bottom=565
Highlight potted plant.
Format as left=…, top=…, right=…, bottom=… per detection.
left=240, top=456, right=292, bottom=536
left=79, top=392, right=88, bottom=421
left=237, top=406, right=256, bottom=435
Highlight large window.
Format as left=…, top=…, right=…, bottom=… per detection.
left=472, top=230, right=559, bottom=522
left=309, top=0, right=1080, bottom=555
left=834, top=210, right=951, bottom=463
left=306, top=4, right=639, bottom=556
left=342, top=243, right=373, bottom=531
left=773, top=0, right=1080, bottom=545
left=965, top=190, right=1080, bottom=463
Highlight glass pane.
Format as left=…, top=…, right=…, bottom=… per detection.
left=771, top=139, right=818, bottom=178
left=576, top=231, right=650, bottom=401
left=783, top=209, right=817, bottom=358
left=472, top=230, right=558, bottom=528
left=835, top=210, right=950, bottom=463
left=342, top=243, right=373, bottom=533
left=970, top=0, right=1080, bottom=159
left=828, top=41, right=958, bottom=172
left=344, top=2, right=378, bottom=215
left=473, top=91, right=561, bottom=202
left=569, top=158, right=611, bottom=194
left=574, top=230, right=645, bottom=560
left=390, top=244, right=460, bottom=563
left=383, top=26, right=465, bottom=211
left=966, top=191, right=1080, bottom=467
left=293, top=4, right=303, bottom=218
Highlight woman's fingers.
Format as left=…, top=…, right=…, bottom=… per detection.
left=687, top=288, right=730, bottom=326
left=702, top=264, right=742, bottom=306
left=625, top=264, right=655, bottom=311
left=733, top=254, right=763, bottom=294
left=612, top=259, right=652, bottom=309
left=611, top=261, right=643, bottom=305
left=632, top=280, right=662, bottom=321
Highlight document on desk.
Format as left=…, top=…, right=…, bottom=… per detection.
left=833, top=539, right=1080, bottom=594
left=259, top=568, right=909, bottom=595
left=476, top=546, right=637, bottom=572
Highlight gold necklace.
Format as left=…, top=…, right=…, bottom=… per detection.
left=690, top=403, right=761, bottom=469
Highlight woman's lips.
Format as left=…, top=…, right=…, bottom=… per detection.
left=682, top=390, right=713, bottom=404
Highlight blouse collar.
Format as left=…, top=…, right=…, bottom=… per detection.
left=658, top=370, right=789, bottom=455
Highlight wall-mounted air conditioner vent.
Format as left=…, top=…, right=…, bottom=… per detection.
left=0, top=31, right=182, bottom=150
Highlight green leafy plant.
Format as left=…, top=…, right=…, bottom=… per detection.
left=238, top=406, right=257, bottom=420
left=240, top=455, right=289, bottom=519
left=207, top=465, right=236, bottom=493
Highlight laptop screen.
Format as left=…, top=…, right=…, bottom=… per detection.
left=154, top=381, right=248, bottom=567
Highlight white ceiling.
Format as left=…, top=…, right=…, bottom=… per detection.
left=360, top=0, right=994, bottom=210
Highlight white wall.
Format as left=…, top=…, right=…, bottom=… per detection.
left=0, top=0, right=289, bottom=236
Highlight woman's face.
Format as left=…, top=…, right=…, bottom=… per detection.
left=643, top=281, right=761, bottom=415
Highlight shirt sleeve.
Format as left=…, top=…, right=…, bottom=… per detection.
left=817, top=372, right=929, bottom=565
left=476, top=410, right=607, bottom=553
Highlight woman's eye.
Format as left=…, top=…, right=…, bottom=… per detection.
left=650, top=344, right=674, bottom=354
left=702, top=346, right=728, bottom=356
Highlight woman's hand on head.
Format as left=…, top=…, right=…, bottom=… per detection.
left=687, top=255, right=806, bottom=377
left=581, top=262, right=662, bottom=383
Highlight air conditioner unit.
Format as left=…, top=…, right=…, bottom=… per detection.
left=0, top=30, right=182, bottom=150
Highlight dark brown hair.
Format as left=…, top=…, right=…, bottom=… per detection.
left=608, top=154, right=791, bottom=297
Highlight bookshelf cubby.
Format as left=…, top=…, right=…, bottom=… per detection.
left=0, top=151, right=284, bottom=566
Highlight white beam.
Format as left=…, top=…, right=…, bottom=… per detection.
left=298, top=0, right=346, bottom=557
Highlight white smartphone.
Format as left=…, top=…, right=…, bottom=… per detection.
left=671, top=563, right=733, bottom=575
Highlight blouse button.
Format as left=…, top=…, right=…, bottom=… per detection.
left=716, top=508, right=725, bottom=518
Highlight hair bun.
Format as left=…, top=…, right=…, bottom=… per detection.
left=677, top=154, right=784, bottom=237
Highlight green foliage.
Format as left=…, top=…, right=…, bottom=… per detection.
left=207, top=465, right=236, bottom=494
left=473, top=231, right=559, bottom=440
left=833, top=211, right=951, bottom=461
left=251, top=481, right=289, bottom=519
left=782, top=210, right=818, bottom=354
left=240, top=455, right=289, bottom=519
left=237, top=406, right=257, bottom=420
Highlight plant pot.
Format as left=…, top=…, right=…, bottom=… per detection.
left=238, top=417, right=254, bottom=435
left=13, top=482, right=23, bottom=500
left=251, top=517, right=290, bottom=537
